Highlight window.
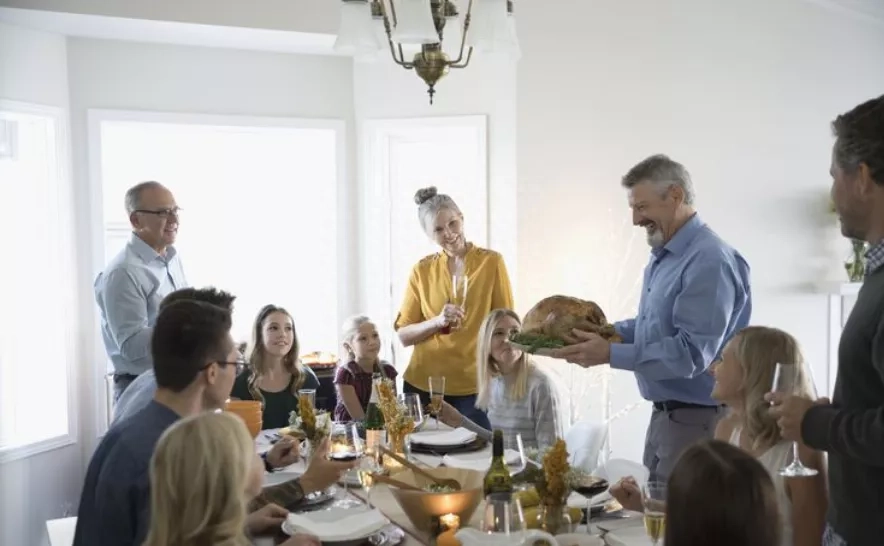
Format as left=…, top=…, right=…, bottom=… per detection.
left=91, top=112, right=344, bottom=355
left=0, top=101, right=77, bottom=461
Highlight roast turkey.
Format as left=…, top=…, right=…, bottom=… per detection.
left=510, top=295, right=622, bottom=351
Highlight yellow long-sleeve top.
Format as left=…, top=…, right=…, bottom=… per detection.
left=395, top=244, right=514, bottom=396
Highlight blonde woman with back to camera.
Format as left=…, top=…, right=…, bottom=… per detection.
left=395, top=187, right=514, bottom=429
left=436, top=309, right=560, bottom=450
left=611, top=326, right=827, bottom=546
left=143, top=412, right=319, bottom=546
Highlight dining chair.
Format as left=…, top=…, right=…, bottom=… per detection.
left=564, top=419, right=608, bottom=473
left=46, top=516, right=77, bottom=546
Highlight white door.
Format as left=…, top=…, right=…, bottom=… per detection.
left=361, top=116, right=488, bottom=375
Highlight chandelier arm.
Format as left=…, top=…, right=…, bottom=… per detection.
left=448, top=0, right=473, bottom=64
left=377, top=0, right=413, bottom=68
left=450, top=47, right=473, bottom=69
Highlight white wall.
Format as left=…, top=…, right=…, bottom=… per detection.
left=0, top=21, right=84, bottom=546
left=516, top=0, right=884, bottom=461
left=65, top=37, right=358, bottom=457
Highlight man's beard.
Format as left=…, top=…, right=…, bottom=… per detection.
left=645, top=226, right=665, bottom=248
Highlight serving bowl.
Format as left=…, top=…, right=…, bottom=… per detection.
left=385, top=467, right=484, bottom=532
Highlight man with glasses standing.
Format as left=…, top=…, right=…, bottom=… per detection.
left=95, top=181, right=187, bottom=400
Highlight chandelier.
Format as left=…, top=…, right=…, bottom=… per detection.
left=334, top=0, right=520, bottom=104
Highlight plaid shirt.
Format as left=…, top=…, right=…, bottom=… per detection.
left=865, top=241, right=884, bottom=277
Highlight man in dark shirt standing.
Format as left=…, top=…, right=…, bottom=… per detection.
left=769, top=94, right=884, bottom=546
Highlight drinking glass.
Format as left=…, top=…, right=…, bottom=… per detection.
left=399, top=393, right=425, bottom=429
left=428, top=376, right=446, bottom=430
left=482, top=496, right=527, bottom=534
left=568, top=448, right=599, bottom=531
left=329, top=421, right=363, bottom=508
left=297, top=389, right=316, bottom=409
left=451, top=273, right=468, bottom=330
left=642, top=481, right=666, bottom=546
left=770, top=362, right=819, bottom=477
left=504, top=433, right=527, bottom=477
left=357, top=450, right=383, bottom=509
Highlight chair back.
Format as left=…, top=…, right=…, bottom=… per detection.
left=564, top=419, right=608, bottom=473
left=46, top=517, right=77, bottom=546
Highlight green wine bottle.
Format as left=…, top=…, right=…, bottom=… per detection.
left=364, top=373, right=386, bottom=449
left=483, top=430, right=513, bottom=500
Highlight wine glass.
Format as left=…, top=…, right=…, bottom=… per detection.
left=568, top=448, right=600, bottom=531
left=329, top=421, right=363, bottom=508
left=428, top=376, right=446, bottom=430
left=482, top=496, right=527, bottom=534
left=770, top=362, right=819, bottom=477
left=451, top=270, right=468, bottom=331
left=642, top=481, right=666, bottom=546
left=503, top=433, right=527, bottom=477
left=297, top=389, right=316, bottom=409
left=399, top=393, right=425, bottom=429
left=357, top=450, right=383, bottom=509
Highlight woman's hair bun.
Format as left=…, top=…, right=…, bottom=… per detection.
left=413, top=186, right=438, bottom=206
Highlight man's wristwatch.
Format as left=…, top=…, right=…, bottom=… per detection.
left=261, top=452, right=275, bottom=473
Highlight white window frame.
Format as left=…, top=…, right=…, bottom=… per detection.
left=0, top=99, right=79, bottom=464
left=86, top=109, right=348, bottom=439
left=359, top=115, right=493, bottom=372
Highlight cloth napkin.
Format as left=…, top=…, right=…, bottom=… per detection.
left=566, top=489, right=612, bottom=509
left=285, top=507, right=388, bottom=541
left=442, top=449, right=522, bottom=471
left=409, top=427, right=477, bottom=447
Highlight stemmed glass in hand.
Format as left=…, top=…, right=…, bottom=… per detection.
left=770, top=362, right=819, bottom=477
left=642, top=481, right=667, bottom=546
left=328, top=421, right=363, bottom=508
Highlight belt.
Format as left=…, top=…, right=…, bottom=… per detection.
left=113, top=373, right=138, bottom=383
left=653, top=400, right=719, bottom=412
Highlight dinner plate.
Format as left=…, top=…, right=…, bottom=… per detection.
left=282, top=506, right=389, bottom=544
left=409, top=436, right=487, bottom=455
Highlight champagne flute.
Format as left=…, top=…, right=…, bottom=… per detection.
left=770, top=362, right=819, bottom=477
left=504, top=433, right=527, bottom=477
left=357, top=450, right=382, bottom=509
left=428, top=376, right=446, bottom=430
left=451, top=267, right=468, bottom=331
left=642, top=481, right=666, bottom=546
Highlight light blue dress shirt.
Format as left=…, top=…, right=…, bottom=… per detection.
left=112, top=370, right=158, bottom=424
left=610, top=214, right=751, bottom=406
left=95, top=233, right=187, bottom=376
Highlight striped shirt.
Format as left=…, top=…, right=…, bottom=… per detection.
left=460, top=366, right=561, bottom=451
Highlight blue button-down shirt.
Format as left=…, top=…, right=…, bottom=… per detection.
left=609, top=214, right=751, bottom=406
left=95, top=234, right=187, bottom=376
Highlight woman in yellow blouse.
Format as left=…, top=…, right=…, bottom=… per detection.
left=395, top=186, right=514, bottom=429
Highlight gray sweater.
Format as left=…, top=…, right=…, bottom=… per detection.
left=803, top=266, right=884, bottom=546
left=461, top=366, right=560, bottom=451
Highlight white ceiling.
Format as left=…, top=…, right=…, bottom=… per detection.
left=0, top=7, right=343, bottom=56
left=805, top=0, right=884, bottom=25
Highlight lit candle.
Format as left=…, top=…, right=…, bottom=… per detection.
left=439, top=514, right=460, bottom=531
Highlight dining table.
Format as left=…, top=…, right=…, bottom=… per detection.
left=252, top=423, right=649, bottom=546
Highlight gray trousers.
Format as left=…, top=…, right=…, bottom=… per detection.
left=643, top=405, right=723, bottom=483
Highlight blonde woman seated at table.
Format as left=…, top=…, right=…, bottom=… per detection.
left=437, top=309, right=560, bottom=450
left=334, top=315, right=398, bottom=422
left=143, top=412, right=319, bottom=546
left=611, top=326, right=827, bottom=546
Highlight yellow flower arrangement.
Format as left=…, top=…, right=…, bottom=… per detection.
left=541, top=439, right=570, bottom=504
left=375, top=378, right=416, bottom=451
left=288, top=393, right=330, bottom=445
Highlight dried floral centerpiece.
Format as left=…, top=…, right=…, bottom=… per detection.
left=375, top=378, right=416, bottom=462
left=288, top=393, right=331, bottom=456
left=515, top=440, right=573, bottom=534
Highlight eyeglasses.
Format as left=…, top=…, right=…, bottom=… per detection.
left=203, top=358, right=246, bottom=375
left=134, top=207, right=181, bottom=219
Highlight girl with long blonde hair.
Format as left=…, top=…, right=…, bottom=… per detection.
left=437, top=309, right=560, bottom=450
left=333, top=315, right=398, bottom=422
left=230, top=305, right=320, bottom=429
left=143, top=412, right=264, bottom=546
left=611, top=327, right=827, bottom=546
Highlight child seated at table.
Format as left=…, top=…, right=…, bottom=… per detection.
left=333, top=315, right=397, bottom=422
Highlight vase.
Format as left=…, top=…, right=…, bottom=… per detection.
left=383, top=430, right=408, bottom=474
left=536, top=502, right=571, bottom=535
